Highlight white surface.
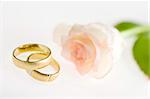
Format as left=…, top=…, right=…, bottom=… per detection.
left=0, top=1, right=149, bottom=98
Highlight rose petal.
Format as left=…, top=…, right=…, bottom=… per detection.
left=83, top=23, right=123, bottom=63
left=83, top=23, right=123, bottom=78
left=53, top=23, right=72, bottom=46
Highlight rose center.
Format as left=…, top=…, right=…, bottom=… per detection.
left=70, top=42, right=87, bottom=64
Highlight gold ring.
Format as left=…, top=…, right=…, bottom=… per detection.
left=12, top=43, right=52, bottom=70
left=26, top=53, right=60, bottom=81
left=12, top=43, right=60, bottom=81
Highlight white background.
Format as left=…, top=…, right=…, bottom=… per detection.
left=0, top=1, right=149, bottom=98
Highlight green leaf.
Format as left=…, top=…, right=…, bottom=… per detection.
left=115, top=21, right=150, bottom=77
left=133, top=33, right=150, bottom=77
left=115, top=22, right=139, bottom=32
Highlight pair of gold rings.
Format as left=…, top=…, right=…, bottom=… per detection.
left=12, top=43, right=60, bottom=82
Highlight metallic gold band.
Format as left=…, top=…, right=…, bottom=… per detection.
left=12, top=43, right=52, bottom=70
left=12, top=43, right=60, bottom=82
left=27, top=53, right=60, bottom=81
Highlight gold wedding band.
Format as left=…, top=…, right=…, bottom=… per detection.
left=13, top=44, right=52, bottom=70
left=27, top=53, right=60, bottom=81
left=12, top=43, right=60, bottom=82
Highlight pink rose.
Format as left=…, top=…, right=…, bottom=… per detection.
left=53, top=23, right=123, bottom=78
